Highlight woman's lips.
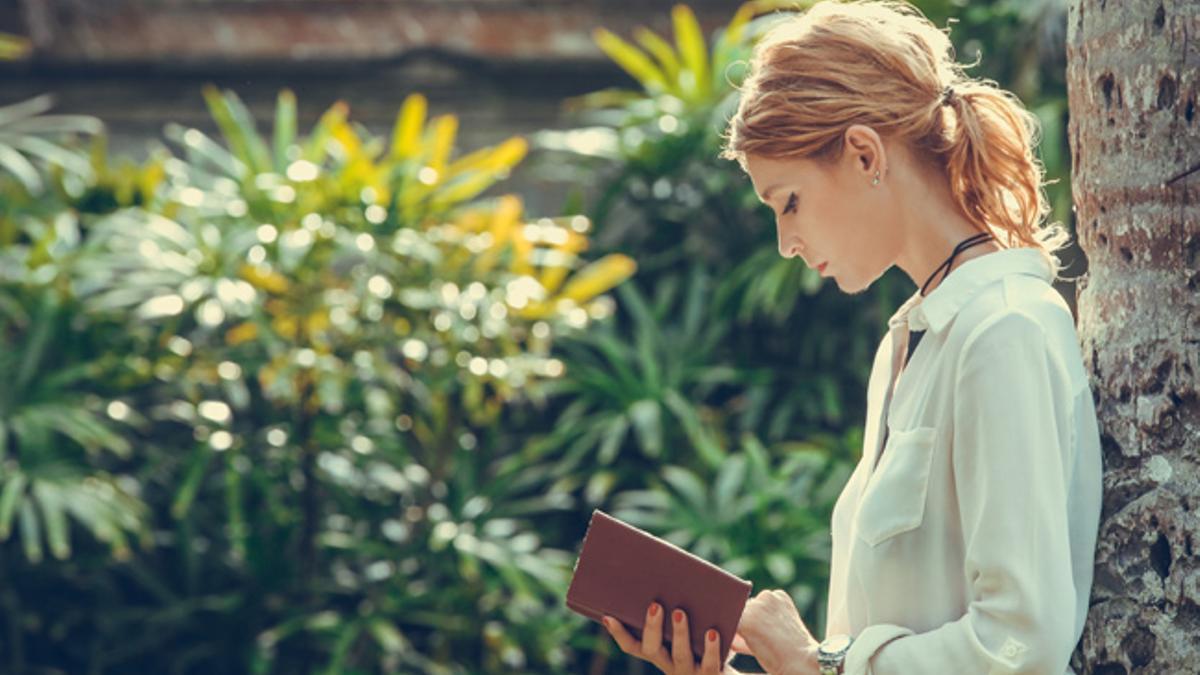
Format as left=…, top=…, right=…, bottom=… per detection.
left=817, top=261, right=829, bottom=275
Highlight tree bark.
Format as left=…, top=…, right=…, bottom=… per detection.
left=1067, top=0, right=1199, bottom=672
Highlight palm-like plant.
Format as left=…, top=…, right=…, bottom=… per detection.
left=25, top=85, right=638, bottom=674
left=531, top=266, right=737, bottom=477
left=0, top=94, right=101, bottom=199
left=0, top=288, right=148, bottom=562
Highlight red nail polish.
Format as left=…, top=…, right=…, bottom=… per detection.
left=673, top=609, right=683, bottom=624
left=649, top=604, right=659, bottom=617
left=708, top=629, right=717, bottom=642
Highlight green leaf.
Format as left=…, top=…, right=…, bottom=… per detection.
left=34, top=481, right=71, bottom=559
left=660, top=464, right=708, bottom=514
left=628, top=399, right=664, bottom=458
left=226, top=453, right=246, bottom=560
left=0, top=472, right=27, bottom=539
left=18, top=499, right=42, bottom=563
left=0, top=94, right=53, bottom=126
left=165, top=122, right=247, bottom=179
left=203, top=86, right=272, bottom=175
left=321, top=620, right=361, bottom=675
left=171, top=444, right=215, bottom=520
left=0, top=143, right=43, bottom=193
left=765, top=551, right=796, bottom=583
left=368, top=619, right=410, bottom=655
left=7, top=134, right=94, bottom=176
left=713, top=454, right=747, bottom=514
left=273, top=89, right=297, bottom=173
left=597, top=415, right=629, bottom=465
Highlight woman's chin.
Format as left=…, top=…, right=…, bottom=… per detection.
left=834, top=272, right=869, bottom=296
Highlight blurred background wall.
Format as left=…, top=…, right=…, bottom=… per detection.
left=2, top=0, right=741, bottom=217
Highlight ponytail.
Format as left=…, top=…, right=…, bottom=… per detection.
left=937, top=79, right=1071, bottom=274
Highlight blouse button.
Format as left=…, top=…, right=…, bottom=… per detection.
left=1000, top=637, right=1027, bottom=658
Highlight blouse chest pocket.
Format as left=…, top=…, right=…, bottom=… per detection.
left=853, top=425, right=938, bottom=547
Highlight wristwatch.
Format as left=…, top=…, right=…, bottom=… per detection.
left=816, top=633, right=854, bottom=675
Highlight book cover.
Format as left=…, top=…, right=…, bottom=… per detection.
left=565, top=508, right=753, bottom=666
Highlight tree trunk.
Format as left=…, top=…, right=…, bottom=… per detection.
left=1066, top=0, right=1199, bottom=673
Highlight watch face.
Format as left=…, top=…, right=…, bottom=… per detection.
left=821, top=634, right=852, bottom=654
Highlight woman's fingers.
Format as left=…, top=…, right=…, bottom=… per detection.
left=641, top=603, right=668, bottom=666
left=701, top=627, right=721, bottom=674
left=671, top=608, right=693, bottom=673
left=606, top=607, right=716, bottom=674
left=604, top=613, right=671, bottom=673
left=731, top=632, right=752, bottom=654
left=602, top=615, right=640, bottom=657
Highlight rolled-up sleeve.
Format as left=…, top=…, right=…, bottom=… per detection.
left=841, top=310, right=1078, bottom=675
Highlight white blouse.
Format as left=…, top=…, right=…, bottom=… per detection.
left=823, top=247, right=1104, bottom=675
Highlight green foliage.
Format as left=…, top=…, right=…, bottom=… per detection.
left=0, top=86, right=632, bottom=673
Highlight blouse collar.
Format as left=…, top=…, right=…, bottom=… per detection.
left=887, top=247, right=1056, bottom=334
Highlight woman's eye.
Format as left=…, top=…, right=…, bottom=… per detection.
left=782, top=192, right=798, bottom=215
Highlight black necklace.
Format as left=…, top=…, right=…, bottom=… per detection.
left=919, top=231, right=996, bottom=297
left=905, top=230, right=997, bottom=365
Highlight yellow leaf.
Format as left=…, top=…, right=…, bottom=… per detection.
left=513, top=300, right=555, bottom=321
left=272, top=315, right=298, bottom=340
left=426, top=114, right=459, bottom=176
left=510, top=224, right=534, bottom=275
left=672, top=4, right=711, bottom=101
left=226, top=322, right=259, bottom=345
left=240, top=263, right=290, bottom=294
left=723, top=2, right=759, bottom=48
left=634, top=26, right=682, bottom=84
left=593, top=27, right=668, bottom=94
left=558, top=254, right=637, bottom=304
left=492, top=195, right=523, bottom=239
left=138, top=156, right=167, bottom=203
left=0, top=33, right=32, bottom=60
left=429, top=172, right=502, bottom=212
left=304, top=101, right=349, bottom=164
left=330, top=116, right=363, bottom=158
left=305, top=309, right=330, bottom=336
left=444, top=136, right=528, bottom=181
left=258, top=362, right=277, bottom=390
left=390, top=93, right=427, bottom=162
left=538, top=229, right=590, bottom=294
left=472, top=195, right=525, bottom=276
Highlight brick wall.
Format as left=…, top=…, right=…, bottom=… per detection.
left=11, top=0, right=738, bottom=65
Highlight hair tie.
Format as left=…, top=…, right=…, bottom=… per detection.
left=940, top=85, right=956, bottom=107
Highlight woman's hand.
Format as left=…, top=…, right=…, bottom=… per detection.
left=602, top=602, right=740, bottom=674
left=729, top=589, right=821, bottom=675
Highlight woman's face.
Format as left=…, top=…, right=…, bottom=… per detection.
left=744, top=147, right=899, bottom=295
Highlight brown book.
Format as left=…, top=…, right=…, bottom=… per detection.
left=565, top=509, right=753, bottom=666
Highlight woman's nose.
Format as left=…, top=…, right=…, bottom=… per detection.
left=777, top=231, right=800, bottom=259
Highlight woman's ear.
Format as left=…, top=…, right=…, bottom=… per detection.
left=843, top=124, right=885, bottom=179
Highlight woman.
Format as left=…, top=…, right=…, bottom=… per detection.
left=601, top=2, right=1103, bottom=674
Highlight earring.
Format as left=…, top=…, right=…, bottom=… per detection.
left=871, top=170, right=880, bottom=186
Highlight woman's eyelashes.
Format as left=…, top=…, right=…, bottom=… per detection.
left=782, top=192, right=798, bottom=215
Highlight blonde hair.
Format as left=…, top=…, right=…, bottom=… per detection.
left=719, top=0, right=1071, bottom=277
